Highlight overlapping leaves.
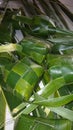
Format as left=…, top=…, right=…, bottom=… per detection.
left=0, top=9, right=73, bottom=130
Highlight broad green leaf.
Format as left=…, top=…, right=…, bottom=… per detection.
left=12, top=15, right=32, bottom=25
left=38, top=76, right=65, bottom=98
left=20, top=74, right=73, bottom=115
left=64, top=73, right=73, bottom=84
left=1, top=7, right=73, bottom=130
left=48, top=64, right=73, bottom=79
left=21, top=38, right=49, bottom=64
left=13, top=15, right=73, bottom=38
left=48, top=37, right=73, bottom=44
left=33, top=94, right=73, bottom=121
left=14, top=115, right=72, bottom=130
left=51, top=28, right=73, bottom=36
left=31, top=15, right=55, bottom=27
left=48, top=36, right=73, bottom=54
left=50, top=107, right=73, bottom=122
left=0, top=38, right=49, bottom=64
left=13, top=15, right=55, bottom=38
left=39, top=74, right=73, bottom=98
left=3, top=89, right=22, bottom=111
left=48, top=37, right=73, bottom=54
left=47, top=54, right=73, bottom=67
left=31, top=27, right=73, bottom=38
left=22, top=104, right=38, bottom=115
left=5, top=57, right=44, bottom=100
left=34, top=93, right=73, bottom=107
left=51, top=43, right=73, bottom=54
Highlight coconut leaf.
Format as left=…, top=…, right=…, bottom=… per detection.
left=14, top=115, right=72, bottom=130
left=5, top=57, right=44, bottom=100
left=34, top=93, right=73, bottom=107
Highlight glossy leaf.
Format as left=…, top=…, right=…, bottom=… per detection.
left=5, top=57, right=44, bottom=100
left=0, top=38, right=49, bottom=64
left=48, top=64, right=73, bottom=79
left=34, top=93, right=73, bottom=107
left=13, top=15, right=55, bottom=38
left=33, top=93, right=73, bottom=121
left=50, top=107, right=73, bottom=121
left=21, top=37, right=49, bottom=64
left=47, top=54, right=73, bottom=67
left=21, top=73, right=73, bottom=116
left=13, top=15, right=73, bottom=38
left=39, top=74, right=73, bottom=98
left=38, top=76, right=65, bottom=98
left=51, top=44, right=73, bottom=54
left=0, top=3, right=73, bottom=130
left=48, top=36, right=73, bottom=43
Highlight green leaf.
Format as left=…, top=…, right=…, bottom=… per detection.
left=21, top=38, right=49, bottom=64
left=3, top=89, right=22, bottom=111
left=12, top=15, right=32, bottom=25
left=48, top=37, right=73, bottom=54
left=12, top=102, right=28, bottom=116
left=0, top=86, right=6, bottom=129
left=0, top=24, right=12, bottom=43
left=34, top=94, right=73, bottom=107
left=0, top=10, right=15, bottom=43
left=47, top=54, right=73, bottom=68
left=50, top=107, right=73, bottom=122
left=38, top=76, right=65, bottom=98
left=19, top=75, right=72, bottom=115
left=21, top=73, right=73, bottom=115
left=48, top=36, right=73, bottom=44
left=14, top=115, right=72, bottom=130
left=6, top=57, right=44, bottom=100
left=13, top=15, right=55, bottom=38
left=48, top=64, right=73, bottom=79
left=39, top=73, right=73, bottom=98
left=13, top=15, right=73, bottom=38
left=51, top=44, right=73, bottom=54
left=18, top=104, right=38, bottom=115
left=64, top=74, right=73, bottom=84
